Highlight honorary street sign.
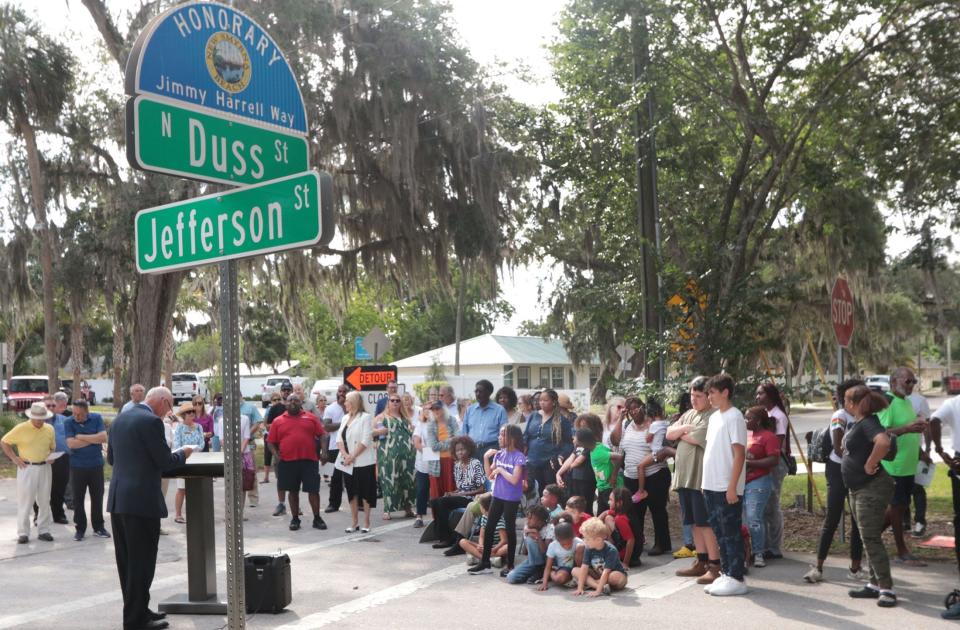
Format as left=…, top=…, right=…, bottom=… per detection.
left=127, top=95, right=309, bottom=186
left=125, top=1, right=307, bottom=134
left=831, top=277, right=855, bottom=348
left=343, top=365, right=398, bottom=391
left=135, top=170, right=334, bottom=273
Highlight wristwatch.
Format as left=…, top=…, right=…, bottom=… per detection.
left=652, top=453, right=659, bottom=463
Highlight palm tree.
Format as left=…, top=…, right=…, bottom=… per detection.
left=0, top=6, right=75, bottom=390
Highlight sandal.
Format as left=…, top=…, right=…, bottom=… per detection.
left=877, top=590, right=897, bottom=607
left=360, top=527, right=370, bottom=533
left=383, top=513, right=392, bottom=521
left=174, top=516, right=186, bottom=524
left=413, top=518, right=424, bottom=528
left=894, top=554, right=927, bottom=567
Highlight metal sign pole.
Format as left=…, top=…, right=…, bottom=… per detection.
left=219, top=259, right=246, bottom=629
left=837, top=344, right=846, bottom=543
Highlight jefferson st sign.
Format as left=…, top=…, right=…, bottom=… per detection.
left=135, top=170, right=332, bottom=273
left=127, top=94, right=309, bottom=186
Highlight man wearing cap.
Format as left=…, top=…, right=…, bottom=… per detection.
left=64, top=399, right=109, bottom=540
left=461, top=380, right=507, bottom=455
left=2, top=402, right=57, bottom=543
left=267, top=393, right=327, bottom=531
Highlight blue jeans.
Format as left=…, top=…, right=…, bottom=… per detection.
left=506, top=536, right=545, bottom=584
left=682, top=523, right=694, bottom=547
left=703, top=489, right=745, bottom=581
left=742, top=475, right=773, bottom=556
left=210, top=436, right=221, bottom=452
left=415, top=471, right=430, bottom=516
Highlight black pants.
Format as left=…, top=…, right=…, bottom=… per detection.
left=597, top=488, right=612, bottom=515
left=817, top=460, right=863, bottom=563
left=50, top=454, right=70, bottom=520
left=112, top=513, right=160, bottom=630
left=430, top=495, right=472, bottom=542
left=904, top=485, right=927, bottom=526
left=327, top=449, right=343, bottom=509
left=482, top=497, right=519, bottom=567
left=526, top=462, right=553, bottom=496
left=951, top=453, right=960, bottom=573
left=626, top=468, right=672, bottom=555
left=569, top=477, right=596, bottom=514
left=71, top=466, right=104, bottom=534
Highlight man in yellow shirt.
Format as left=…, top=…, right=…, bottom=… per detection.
left=1, top=402, right=57, bottom=544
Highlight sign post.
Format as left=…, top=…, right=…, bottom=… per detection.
left=124, top=3, right=326, bottom=627
left=831, top=276, right=855, bottom=542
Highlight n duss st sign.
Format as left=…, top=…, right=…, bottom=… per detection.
left=135, top=170, right=334, bottom=273
left=127, top=95, right=309, bottom=186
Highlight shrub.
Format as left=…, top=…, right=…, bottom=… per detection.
left=413, top=380, right=448, bottom=403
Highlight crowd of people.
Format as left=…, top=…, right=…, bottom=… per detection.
left=3, top=368, right=960, bottom=621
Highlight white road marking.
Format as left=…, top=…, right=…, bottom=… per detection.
left=0, top=520, right=410, bottom=629
left=627, top=559, right=698, bottom=599
left=274, top=565, right=464, bottom=629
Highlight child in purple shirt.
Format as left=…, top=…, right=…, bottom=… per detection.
left=470, top=424, right=526, bottom=576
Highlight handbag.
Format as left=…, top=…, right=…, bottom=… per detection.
left=782, top=452, right=798, bottom=476
left=242, top=450, right=255, bottom=491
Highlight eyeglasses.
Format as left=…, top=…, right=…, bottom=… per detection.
left=389, top=398, right=401, bottom=403
left=905, top=379, right=917, bottom=385
left=45, top=404, right=56, bottom=409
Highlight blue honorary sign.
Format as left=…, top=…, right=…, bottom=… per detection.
left=354, top=337, right=373, bottom=361
left=125, top=1, right=308, bottom=135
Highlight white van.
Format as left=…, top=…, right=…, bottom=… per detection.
left=171, top=372, right=208, bottom=403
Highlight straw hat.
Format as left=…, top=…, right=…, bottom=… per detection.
left=26, top=402, right=53, bottom=421
left=177, top=401, right=195, bottom=416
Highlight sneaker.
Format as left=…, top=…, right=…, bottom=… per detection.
left=704, top=574, right=728, bottom=594
left=673, top=545, right=697, bottom=559
left=444, top=545, right=466, bottom=557
left=803, top=567, right=822, bottom=583
left=93, top=528, right=111, bottom=538
left=491, top=556, right=503, bottom=568
left=324, top=506, right=339, bottom=513
left=413, top=518, right=424, bottom=528
left=273, top=503, right=286, bottom=516
left=38, top=533, right=54, bottom=542
left=500, top=568, right=513, bottom=578
left=710, top=576, right=748, bottom=596
left=466, top=556, right=479, bottom=566
left=877, top=591, right=897, bottom=608
left=753, top=556, right=765, bottom=568
left=468, top=562, right=492, bottom=575
left=911, top=522, right=926, bottom=538
left=762, top=550, right=783, bottom=560
left=289, top=518, right=301, bottom=531
left=313, top=516, right=327, bottom=530
left=848, top=585, right=880, bottom=599
left=17, top=535, right=28, bottom=544
left=74, top=532, right=84, bottom=541
left=647, top=547, right=664, bottom=557
left=846, top=567, right=868, bottom=581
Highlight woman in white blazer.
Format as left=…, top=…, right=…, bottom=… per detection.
left=337, top=391, right=376, bottom=532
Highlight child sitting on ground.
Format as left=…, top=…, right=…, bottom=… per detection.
left=541, top=484, right=564, bottom=519
left=506, top=504, right=552, bottom=584
left=564, top=495, right=592, bottom=538
left=598, top=487, right=635, bottom=563
left=538, top=521, right=584, bottom=591
left=630, top=398, right=670, bottom=503
left=574, top=517, right=629, bottom=597
left=459, top=493, right=508, bottom=567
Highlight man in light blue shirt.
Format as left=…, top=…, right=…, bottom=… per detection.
left=120, top=384, right=146, bottom=413
left=462, top=380, right=507, bottom=455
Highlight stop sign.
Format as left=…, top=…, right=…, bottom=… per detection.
left=831, top=277, right=855, bottom=348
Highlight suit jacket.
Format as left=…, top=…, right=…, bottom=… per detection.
left=107, top=404, right=187, bottom=519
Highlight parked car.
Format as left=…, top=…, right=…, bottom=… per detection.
left=4, top=375, right=53, bottom=413
left=310, top=378, right=343, bottom=405
left=171, top=372, right=207, bottom=404
left=865, top=374, right=890, bottom=392
left=947, top=374, right=960, bottom=396
left=261, top=376, right=292, bottom=407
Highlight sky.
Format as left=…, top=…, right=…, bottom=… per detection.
left=9, top=0, right=953, bottom=337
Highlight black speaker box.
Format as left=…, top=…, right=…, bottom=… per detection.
left=245, top=554, right=291, bottom=613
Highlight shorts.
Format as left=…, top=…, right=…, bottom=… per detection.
left=264, top=444, right=274, bottom=467
left=890, top=474, right=915, bottom=507
left=276, top=459, right=320, bottom=494
left=677, top=488, right=709, bottom=527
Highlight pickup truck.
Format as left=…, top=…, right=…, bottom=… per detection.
left=171, top=372, right=208, bottom=404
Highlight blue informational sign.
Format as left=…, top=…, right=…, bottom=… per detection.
left=125, top=1, right=307, bottom=135
left=355, top=337, right=373, bottom=361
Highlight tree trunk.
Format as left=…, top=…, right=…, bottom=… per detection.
left=454, top=261, right=466, bottom=376
left=162, top=321, right=175, bottom=388
left=5, top=328, right=14, bottom=384
left=19, top=117, right=59, bottom=391
left=70, top=320, right=84, bottom=394
left=112, top=320, right=124, bottom=409
left=130, top=272, right=184, bottom=390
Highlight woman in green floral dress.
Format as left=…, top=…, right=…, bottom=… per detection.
left=374, top=394, right=416, bottom=519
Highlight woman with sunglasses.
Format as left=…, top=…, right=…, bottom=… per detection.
left=192, top=396, right=214, bottom=452
left=374, top=393, right=416, bottom=520
left=173, top=402, right=206, bottom=523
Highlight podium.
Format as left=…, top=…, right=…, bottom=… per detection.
left=160, top=451, right=227, bottom=614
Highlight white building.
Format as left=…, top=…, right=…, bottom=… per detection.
left=392, top=334, right=601, bottom=407
left=198, top=360, right=303, bottom=399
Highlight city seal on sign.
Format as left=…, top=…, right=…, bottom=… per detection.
left=125, top=1, right=308, bottom=135
left=206, top=32, right=251, bottom=93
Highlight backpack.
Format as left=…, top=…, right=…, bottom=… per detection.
left=808, top=426, right=834, bottom=464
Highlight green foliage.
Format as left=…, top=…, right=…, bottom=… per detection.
left=175, top=333, right=220, bottom=374
left=413, top=380, right=448, bottom=403
left=425, top=358, right=446, bottom=382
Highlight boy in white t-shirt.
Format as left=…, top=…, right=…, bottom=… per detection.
left=930, top=394, right=960, bottom=620
left=700, top=373, right=748, bottom=597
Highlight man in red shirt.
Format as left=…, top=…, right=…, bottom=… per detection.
left=267, top=394, right=328, bottom=531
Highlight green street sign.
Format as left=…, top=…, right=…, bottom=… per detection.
left=135, top=170, right=334, bottom=273
left=126, top=94, right=309, bottom=186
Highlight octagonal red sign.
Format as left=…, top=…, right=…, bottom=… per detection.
left=831, top=277, right=855, bottom=348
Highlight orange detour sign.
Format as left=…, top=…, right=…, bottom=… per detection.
left=343, top=365, right=398, bottom=391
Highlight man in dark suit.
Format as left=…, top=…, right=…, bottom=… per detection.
left=108, top=386, right=195, bottom=630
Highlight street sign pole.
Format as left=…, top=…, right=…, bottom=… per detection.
left=219, top=259, right=245, bottom=630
